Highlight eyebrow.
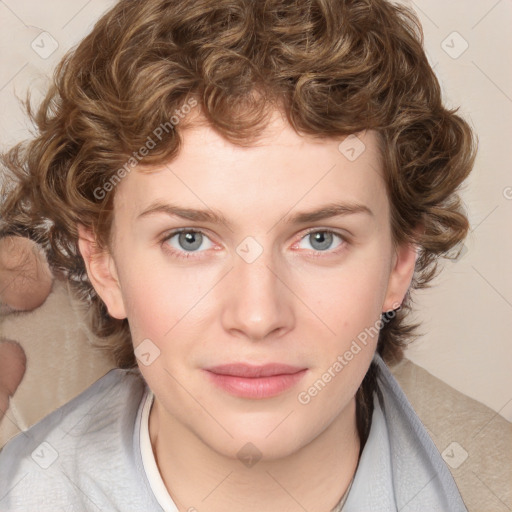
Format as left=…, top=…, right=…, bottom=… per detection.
left=136, top=201, right=373, bottom=227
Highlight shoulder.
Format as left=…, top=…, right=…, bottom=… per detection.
left=0, top=368, right=148, bottom=510
left=371, top=354, right=468, bottom=511
left=0, top=367, right=145, bottom=461
left=390, top=357, right=512, bottom=512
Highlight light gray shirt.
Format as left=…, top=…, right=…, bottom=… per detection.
left=0, top=353, right=468, bottom=511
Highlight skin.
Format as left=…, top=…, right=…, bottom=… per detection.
left=78, top=109, right=418, bottom=512
left=0, top=236, right=53, bottom=313
left=0, top=340, right=27, bottom=419
left=0, top=237, right=46, bottom=415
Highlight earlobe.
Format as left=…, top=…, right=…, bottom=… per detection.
left=77, top=224, right=127, bottom=320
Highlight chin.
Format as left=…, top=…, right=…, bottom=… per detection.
left=210, top=435, right=306, bottom=464
left=195, top=414, right=317, bottom=462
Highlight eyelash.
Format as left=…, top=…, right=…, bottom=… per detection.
left=160, top=227, right=348, bottom=260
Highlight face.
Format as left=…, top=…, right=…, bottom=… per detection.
left=79, top=110, right=416, bottom=461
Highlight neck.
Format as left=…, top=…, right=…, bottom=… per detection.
left=149, top=396, right=360, bottom=512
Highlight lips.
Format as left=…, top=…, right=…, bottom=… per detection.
left=205, top=363, right=305, bottom=378
left=203, top=363, right=308, bottom=399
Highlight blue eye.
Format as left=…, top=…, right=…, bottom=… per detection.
left=161, top=229, right=213, bottom=259
left=297, top=229, right=345, bottom=253
left=160, top=228, right=347, bottom=260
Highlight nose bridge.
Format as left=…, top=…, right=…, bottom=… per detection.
left=221, top=235, right=293, bottom=340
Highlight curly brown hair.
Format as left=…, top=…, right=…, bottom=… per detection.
left=0, top=0, right=476, bottom=441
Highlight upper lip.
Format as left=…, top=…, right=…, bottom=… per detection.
left=205, top=363, right=306, bottom=378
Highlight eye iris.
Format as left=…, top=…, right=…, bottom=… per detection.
left=310, top=231, right=333, bottom=251
left=179, top=231, right=202, bottom=251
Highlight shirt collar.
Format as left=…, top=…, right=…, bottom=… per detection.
left=342, top=353, right=467, bottom=512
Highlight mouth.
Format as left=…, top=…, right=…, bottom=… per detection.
left=203, top=363, right=308, bottom=399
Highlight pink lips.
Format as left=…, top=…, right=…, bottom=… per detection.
left=203, top=363, right=307, bottom=399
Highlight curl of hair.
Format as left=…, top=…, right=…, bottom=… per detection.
left=1, top=0, right=476, bottom=435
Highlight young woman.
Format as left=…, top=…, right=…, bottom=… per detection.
left=0, top=0, right=476, bottom=510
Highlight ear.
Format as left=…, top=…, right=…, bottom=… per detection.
left=382, top=232, right=421, bottom=313
left=77, top=224, right=127, bottom=320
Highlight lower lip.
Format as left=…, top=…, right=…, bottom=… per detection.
left=204, top=370, right=308, bottom=399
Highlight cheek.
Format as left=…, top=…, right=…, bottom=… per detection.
left=117, top=233, right=391, bottom=357
left=296, top=267, right=385, bottom=412
left=117, top=251, right=210, bottom=344
left=114, top=250, right=172, bottom=341
left=301, top=256, right=389, bottom=345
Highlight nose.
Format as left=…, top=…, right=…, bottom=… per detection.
left=220, top=240, right=295, bottom=343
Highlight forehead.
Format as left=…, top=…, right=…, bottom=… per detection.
left=114, top=112, right=388, bottom=227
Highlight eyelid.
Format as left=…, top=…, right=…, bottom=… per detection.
left=291, top=227, right=348, bottom=255
left=299, top=226, right=349, bottom=242
left=159, top=228, right=215, bottom=260
left=160, top=226, right=349, bottom=259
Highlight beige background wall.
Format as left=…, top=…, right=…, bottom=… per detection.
left=1, top=0, right=511, bottom=419
left=400, top=0, right=512, bottom=421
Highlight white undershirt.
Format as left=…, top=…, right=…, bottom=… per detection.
left=139, top=390, right=180, bottom=512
